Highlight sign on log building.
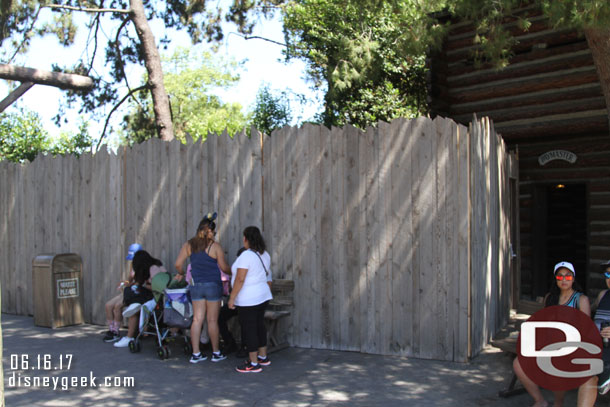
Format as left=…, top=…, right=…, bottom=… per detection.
left=428, top=5, right=610, bottom=313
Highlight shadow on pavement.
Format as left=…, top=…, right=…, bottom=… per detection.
left=1, top=313, right=577, bottom=406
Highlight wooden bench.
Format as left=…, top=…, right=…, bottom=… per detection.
left=491, top=336, right=526, bottom=398
left=490, top=314, right=532, bottom=398
left=265, top=279, right=294, bottom=353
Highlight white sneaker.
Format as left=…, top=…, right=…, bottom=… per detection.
left=114, top=336, right=134, bottom=348
left=122, top=303, right=142, bottom=318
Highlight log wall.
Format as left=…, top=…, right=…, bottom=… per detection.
left=428, top=5, right=610, bottom=305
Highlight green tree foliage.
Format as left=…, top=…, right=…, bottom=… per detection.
left=251, top=84, right=292, bottom=135
left=0, top=108, right=91, bottom=162
left=282, top=0, right=447, bottom=129
left=49, top=121, right=92, bottom=156
left=122, top=47, right=249, bottom=144
left=0, top=108, right=49, bottom=162
left=282, top=0, right=610, bottom=129
left=0, top=0, right=282, bottom=141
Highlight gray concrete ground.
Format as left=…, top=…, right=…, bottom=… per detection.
left=1, top=313, right=591, bottom=406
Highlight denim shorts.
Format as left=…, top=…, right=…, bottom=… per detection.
left=189, top=282, right=222, bottom=302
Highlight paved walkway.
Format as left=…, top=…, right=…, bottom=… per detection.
left=1, top=313, right=585, bottom=406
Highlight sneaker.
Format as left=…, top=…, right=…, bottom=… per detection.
left=113, top=336, right=134, bottom=348
left=599, top=367, right=610, bottom=395
left=103, top=330, right=120, bottom=343
left=122, top=303, right=142, bottom=318
left=236, top=361, right=262, bottom=373
left=189, top=353, right=207, bottom=363
left=257, top=356, right=271, bottom=366
left=211, top=352, right=227, bottom=362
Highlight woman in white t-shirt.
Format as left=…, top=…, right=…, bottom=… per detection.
left=228, top=226, right=273, bottom=373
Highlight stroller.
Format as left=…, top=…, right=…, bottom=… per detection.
left=129, top=272, right=193, bottom=359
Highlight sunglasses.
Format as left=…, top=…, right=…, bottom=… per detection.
left=604, top=272, right=610, bottom=279
left=555, top=275, right=574, bottom=281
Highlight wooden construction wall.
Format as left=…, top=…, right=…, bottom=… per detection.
left=0, top=117, right=515, bottom=361
left=262, top=116, right=515, bottom=360
left=0, top=132, right=262, bottom=325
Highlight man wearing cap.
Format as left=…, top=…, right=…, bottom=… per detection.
left=594, top=259, right=610, bottom=395
left=102, top=243, right=142, bottom=342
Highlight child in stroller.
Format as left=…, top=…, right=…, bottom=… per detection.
left=129, top=271, right=194, bottom=359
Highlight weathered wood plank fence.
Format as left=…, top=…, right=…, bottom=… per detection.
left=0, top=116, right=516, bottom=361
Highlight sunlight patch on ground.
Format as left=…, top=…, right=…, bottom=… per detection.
left=319, top=389, right=350, bottom=401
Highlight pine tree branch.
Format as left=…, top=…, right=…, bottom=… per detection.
left=96, top=84, right=149, bottom=151
left=9, top=6, right=42, bottom=63
left=113, top=17, right=141, bottom=109
left=230, top=32, right=286, bottom=47
left=44, top=4, right=131, bottom=14
left=84, top=14, right=102, bottom=76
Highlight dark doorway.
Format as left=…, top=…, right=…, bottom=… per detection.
left=522, top=183, right=587, bottom=300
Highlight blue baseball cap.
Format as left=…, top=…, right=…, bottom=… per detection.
left=126, top=243, right=142, bottom=260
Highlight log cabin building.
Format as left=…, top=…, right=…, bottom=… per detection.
left=428, top=6, right=610, bottom=313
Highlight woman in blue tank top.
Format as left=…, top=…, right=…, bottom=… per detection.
left=174, top=213, right=231, bottom=363
left=513, top=261, right=596, bottom=407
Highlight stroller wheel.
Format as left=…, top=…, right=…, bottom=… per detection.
left=129, top=339, right=141, bottom=353
left=184, top=342, right=193, bottom=356
left=158, top=346, right=170, bottom=359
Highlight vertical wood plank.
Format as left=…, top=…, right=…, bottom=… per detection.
left=262, top=130, right=272, bottom=247
left=455, top=122, right=470, bottom=361
left=270, top=127, right=285, bottom=278
left=293, top=125, right=310, bottom=348
left=14, top=161, right=24, bottom=314
left=344, top=124, right=361, bottom=351
left=377, top=121, right=392, bottom=355
left=23, top=161, right=34, bottom=315
left=389, top=119, right=411, bottom=356
left=319, top=125, right=333, bottom=348
left=251, top=130, right=264, bottom=236
left=282, top=127, right=295, bottom=283
left=330, top=126, right=347, bottom=350
left=5, top=161, right=15, bottom=312
left=305, top=123, right=321, bottom=348
left=358, top=124, right=373, bottom=353
left=0, top=161, right=9, bottom=312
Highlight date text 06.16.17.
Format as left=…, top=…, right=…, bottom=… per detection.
left=10, top=354, right=73, bottom=371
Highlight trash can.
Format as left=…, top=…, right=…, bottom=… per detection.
left=32, top=253, right=84, bottom=328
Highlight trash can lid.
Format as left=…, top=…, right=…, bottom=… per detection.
left=52, top=254, right=82, bottom=273
left=32, top=253, right=82, bottom=271
left=32, top=254, right=56, bottom=267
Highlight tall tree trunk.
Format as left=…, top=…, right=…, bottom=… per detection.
left=584, top=28, right=610, bottom=133
left=130, top=0, right=174, bottom=141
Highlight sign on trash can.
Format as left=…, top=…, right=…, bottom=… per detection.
left=32, top=253, right=84, bottom=328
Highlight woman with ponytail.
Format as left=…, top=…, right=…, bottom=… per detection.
left=175, top=213, right=231, bottom=363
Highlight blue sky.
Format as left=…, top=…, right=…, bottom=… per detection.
left=0, top=4, right=323, bottom=146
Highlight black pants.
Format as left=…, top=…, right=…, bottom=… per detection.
left=237, top=301, right=269, bottom=353
left=218, top=303, right=240, bottom=346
